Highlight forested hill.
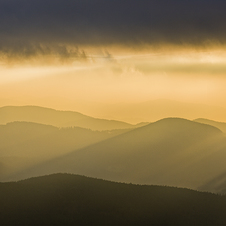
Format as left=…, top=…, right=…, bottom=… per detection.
left=1, top=173, right=226, bottom=225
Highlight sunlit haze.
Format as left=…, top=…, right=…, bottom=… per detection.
left=1, top=45, right=226, bottom=123
left=2, top=2, right=226, bottom=224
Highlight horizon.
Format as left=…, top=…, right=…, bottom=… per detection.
left=1, top=100, right=226, bottom=125
left=1, top=1, right=226, bottom=123
left=1, top=2, right=226, bottom=224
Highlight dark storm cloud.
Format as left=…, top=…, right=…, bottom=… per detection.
left=0, top=0, right=226, bottom=58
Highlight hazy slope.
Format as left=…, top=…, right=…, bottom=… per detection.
left=198, top=171, right=226, bottom=194
left=0, top=106, right=137, bottom=130
left=0, top=122, right=130, bottom=181
left=11, top=118, right=226, bottom=192
left=1, top=173, right=226, bottom=225
left=194, top=118, right=226, bottom=134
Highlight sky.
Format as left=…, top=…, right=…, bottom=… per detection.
left=1, top=0, right=226, bottom=123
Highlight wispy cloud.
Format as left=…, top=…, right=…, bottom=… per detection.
left=0, top=42, right=87, bottom=64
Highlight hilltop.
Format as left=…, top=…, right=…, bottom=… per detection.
left=1, top=173, right=226, bottom=225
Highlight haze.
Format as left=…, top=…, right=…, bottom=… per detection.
left=1, top=1, right=226, bottom=123
left=2, top=46, right=226, bottom=123
left=2, top=2, right=226, bottom=224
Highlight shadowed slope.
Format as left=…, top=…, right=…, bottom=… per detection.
left=1, top=173, right=226, bottom=225
left=10, top=118, right=226, bottom=192
left=198, top=171, right=226, bottom=194
left=194, top=118, right=226, bottom=134
left=0, top=122, right=130, bottom=181
left=0, top=106, right=136, bottom=130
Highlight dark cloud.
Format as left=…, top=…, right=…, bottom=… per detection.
left=0, top=42, right=87, bottom=63
left=0, top=0, right=226, bottom=57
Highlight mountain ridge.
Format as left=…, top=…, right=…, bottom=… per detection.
left=0, top=121, right=131, bottom=181
left=1, top=173, right=226, bottom=225
left=194, top=118, right=226, bottom=134
left=0, top=105, right=138, bottom=130
left=8, top=117, right=226, bottom=193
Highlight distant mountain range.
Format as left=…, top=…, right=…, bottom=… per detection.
left=0, top=106, right=147, bottom=130
left=1, top=173, right=226, bottom=225
left=2, top=99, right=226, bottom=127
left=0, top=121, right=130, bottom=181
left=1, top=105, right=226, bottom=194
left=6, top=117, right=226, bottom=194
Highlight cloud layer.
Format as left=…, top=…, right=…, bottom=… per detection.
left=1, top=0, right=226, bottom=48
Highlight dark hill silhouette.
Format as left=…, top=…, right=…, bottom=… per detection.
left=1, top=173, right=226, bottom=225
left=10, top=118, right=226, bottom=193
left=194, top=118, right=226, bottom=134
left=0, top=121, right=130, bottom=181
left=0, top=106, right=138, bottom=130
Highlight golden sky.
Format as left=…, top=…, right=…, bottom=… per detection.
left=1, top=44, right=226, bottom=123
left=1, top=1, right=226, bottom=123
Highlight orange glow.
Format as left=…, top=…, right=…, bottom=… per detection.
left=1, top=45, right=226, bottom=123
